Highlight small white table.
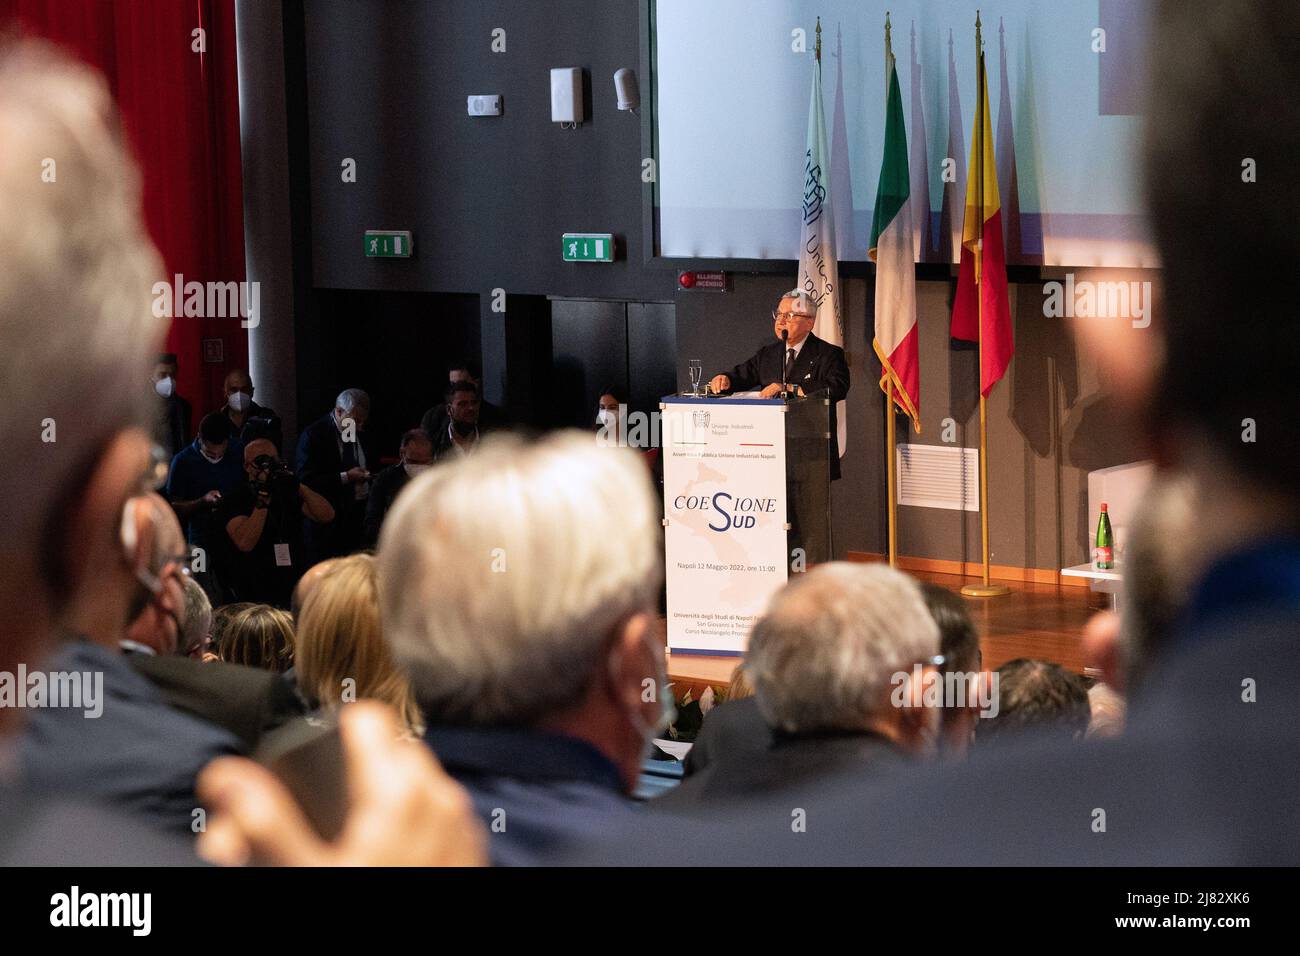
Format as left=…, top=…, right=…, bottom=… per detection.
left=1061, top=563, right=1123, bottom=610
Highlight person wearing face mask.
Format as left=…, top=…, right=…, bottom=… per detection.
left=378, top=431, right=670, bottom=865
left=594, top=386, right=662, bottom=494
left=165, top=413, right=244, bottom=543
left=216, top=368, right=281, bottom=450
left=363, top=428, right=433, bottom=547
left=648, top=563, right=943, bottom=819
left=152, top=352, right=193, bottom=464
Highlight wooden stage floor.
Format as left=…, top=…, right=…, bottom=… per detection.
left=664, top=568, right=1107, bottom=695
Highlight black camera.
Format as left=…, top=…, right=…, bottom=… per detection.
left=252, top=453, right=299, bottom=502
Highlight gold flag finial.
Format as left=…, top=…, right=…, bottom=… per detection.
left=976, top=10, right=983, bottom=55
left=815, top=16, right=822, bottom=63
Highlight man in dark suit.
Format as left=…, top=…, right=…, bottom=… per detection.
left=709, top=289, right=850, bottom=479
left=364, top=427, right=434, bottom=546
left=153, top=352, right=193, bottom=463
left=295, top=388, right=377, bottom=563
left=650, top=563, right=937, bottom=818
left=217, top=368, right=282, bottom=450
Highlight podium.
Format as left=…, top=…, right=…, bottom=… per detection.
left=660, top=392, right=831, bottom=656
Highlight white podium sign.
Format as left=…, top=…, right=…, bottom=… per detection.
left=661, top=397, right=788, bottom=656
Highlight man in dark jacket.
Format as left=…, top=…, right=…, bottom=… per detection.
left=651, top=563, right=937, bottom=818
left=709, top=290, right=850, bottom=479
left=295, top=388, right=376, bottom=563
left=153, top=352, right=193, bottom=463
left=364, top=428, right=434, bottom=546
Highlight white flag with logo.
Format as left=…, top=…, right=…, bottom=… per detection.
left=798, top=54, right=847, bottom=457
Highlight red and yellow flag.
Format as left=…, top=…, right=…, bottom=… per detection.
left=950, top=19, right=1013, bottom=397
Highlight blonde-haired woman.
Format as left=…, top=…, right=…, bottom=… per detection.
left=295, top=553, right=423, bottom=736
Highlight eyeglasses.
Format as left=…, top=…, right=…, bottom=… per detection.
left=772, top=310, right=814, bottom=323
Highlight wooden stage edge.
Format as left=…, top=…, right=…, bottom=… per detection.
left=665, top=554, right=1104, bottom=696
left=846, top=551, right=1090, bottom=587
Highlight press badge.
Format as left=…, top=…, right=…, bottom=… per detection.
left=274, top=542, right=292, bottom=567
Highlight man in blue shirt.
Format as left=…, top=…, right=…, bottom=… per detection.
left=167, top=412, right=245, bottom=545
left=167, top=412, right=245, bottom=599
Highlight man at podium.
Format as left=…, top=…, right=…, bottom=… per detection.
left=708, top=289, right=850, bottom=479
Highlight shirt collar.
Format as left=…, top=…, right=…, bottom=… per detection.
left=423, top=725, right=626, bottom=793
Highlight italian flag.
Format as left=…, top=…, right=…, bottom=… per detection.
left=950, top=35, right=1014, bottom=397
left=869, top=41, right=920, bottom=432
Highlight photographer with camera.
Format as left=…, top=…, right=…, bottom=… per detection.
left=222, top=438, right=334, bottom=608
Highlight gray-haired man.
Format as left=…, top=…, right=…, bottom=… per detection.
left=295, top=387, right=376, bottom=562
left=709, top=289, right=850, bottom=479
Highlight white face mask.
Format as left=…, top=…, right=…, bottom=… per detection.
left=227, top=391, right=251, bottom=412
left=198, top=440, right=226, bottom=465
left=608, top=629, right=673, bottom=746
left=404, top=462, right=432, bottom=479
left=154, top=376, right=175, bottom=398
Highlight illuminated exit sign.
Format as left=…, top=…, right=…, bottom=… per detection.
left=364, top=230, right=413, bottom=258
left=562, top=232, right=614, bottom=262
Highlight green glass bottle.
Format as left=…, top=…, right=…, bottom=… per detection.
left=1094, top=503, right=1115, bottom=570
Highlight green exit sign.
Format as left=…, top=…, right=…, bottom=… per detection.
left=562, top=233, right=614, bottom=262
left=364, top=230, right=413, bottom=258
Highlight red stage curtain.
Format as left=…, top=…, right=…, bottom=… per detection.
left=1, top=0, right=248, bottom=435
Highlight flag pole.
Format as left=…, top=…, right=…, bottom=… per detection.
left=962, top=11, right=1009, bottom=598
left=886, top=381, right=898, bottom=567
left=884, top=12, right=898, bottom=569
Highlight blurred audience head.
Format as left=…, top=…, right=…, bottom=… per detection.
left=0, top=39, right=165, bottom=708
left=727, top=662, right=754, bottom=702
left=295, top=553, right=422, bottom=734
left=292, top=557, right=342, bottom=619
left=1071, top=0, right=1300, bottom=582
left=379, top=431, right=663, bottom=790
left=217, top=604, right=294, bottom=673
left=744, top=563, right=941, bottom=753
left=920, top=582, right=984, bottom=755
left=120, top=493, right=188, bottom=656
left=981, top=659, right=1091, bottom=743
left=179, top=574, right=213, bottom=659
left=207, top=602, right=254, bottom=663
left=1118, top=476, right=1198, bottom=693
